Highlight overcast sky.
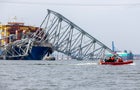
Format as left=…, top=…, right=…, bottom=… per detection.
left=0, top=0, right=140, bottom=54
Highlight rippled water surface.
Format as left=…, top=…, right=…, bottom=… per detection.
left=0, top=60, right=140, bottom=90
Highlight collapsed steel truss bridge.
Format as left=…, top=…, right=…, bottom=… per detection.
left=40, top=9, right=113, bottom=60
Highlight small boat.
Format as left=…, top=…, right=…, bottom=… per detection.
left=43, top=56, right=55, bottom=61
left=99, top=59, right=133, bottom=65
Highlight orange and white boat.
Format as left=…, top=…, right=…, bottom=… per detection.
left=99, top=59, right=133, bottom=65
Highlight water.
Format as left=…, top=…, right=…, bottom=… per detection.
left=0, top=60, right=140, bottom=90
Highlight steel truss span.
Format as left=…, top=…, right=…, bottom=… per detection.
left=41, top=9, right=113, bottom=60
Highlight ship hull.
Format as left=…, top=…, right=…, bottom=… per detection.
left=1, top=46, right=52, bottom=60
left=24, top=46, right=52, bottom=60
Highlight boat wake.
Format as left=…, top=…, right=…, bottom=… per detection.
left=129, top=62, right=136, bottom=66
left=75, top=62, right=98, bottom=66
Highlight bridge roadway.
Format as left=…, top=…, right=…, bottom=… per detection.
left=38, top=9, right=113, bottom=60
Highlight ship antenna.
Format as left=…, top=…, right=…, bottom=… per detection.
left=13, top=16, right=17, bottom=22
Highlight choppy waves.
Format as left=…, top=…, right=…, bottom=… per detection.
left=0, top=60, right=140, bottom=90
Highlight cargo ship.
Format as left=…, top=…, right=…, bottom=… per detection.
left=0, top=21, right=53, bottom=60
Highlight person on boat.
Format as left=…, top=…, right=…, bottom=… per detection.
left=104, top=54, right=118, bottom=62
left=111, top=56, right=116, bottom=62
left=117, top=57, right=123, bottom=62
left=108, top=57, right=111, bottom=61
left=104, top=57, right=111, bottom=62
left=105, top=56, right=115, bottom=62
